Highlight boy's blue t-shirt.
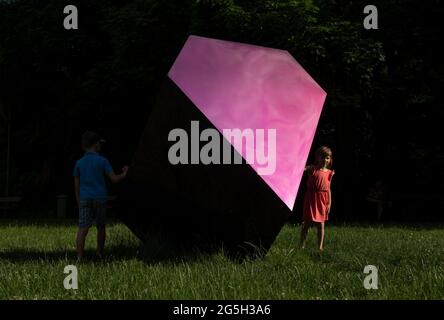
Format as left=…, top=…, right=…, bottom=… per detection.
left=73, top=151, right=113, bottom=200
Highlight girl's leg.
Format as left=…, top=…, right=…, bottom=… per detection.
left=300, top=221, right=310, bottom=249
left=316, top=222, right=325, bottom=251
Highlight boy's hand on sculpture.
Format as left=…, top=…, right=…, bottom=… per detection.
left=107, top=166, right=129, bottom=183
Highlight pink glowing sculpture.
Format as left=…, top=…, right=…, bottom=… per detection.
left=168, top=35, right=327, bottom=210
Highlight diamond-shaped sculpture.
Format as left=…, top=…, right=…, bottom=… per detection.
left=169, top=35, right=327, bottom=210
left=117, top=35, right=327, bottom=258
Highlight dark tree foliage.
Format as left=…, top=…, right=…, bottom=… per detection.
left=0, top=0, right=442, bottom=221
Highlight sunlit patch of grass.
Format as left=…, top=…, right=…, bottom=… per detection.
left=0, top=220, right=442, bottom=299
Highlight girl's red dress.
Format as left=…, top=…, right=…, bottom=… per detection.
left=303, top=167, right=335, bottom=223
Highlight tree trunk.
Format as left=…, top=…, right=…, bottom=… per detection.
left=6, top=120, right=10, bottom=196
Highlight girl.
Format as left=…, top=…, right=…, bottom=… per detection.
left=300, top=146, right=335, bottom=251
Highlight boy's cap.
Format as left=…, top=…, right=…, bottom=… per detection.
left=82, top=131, right=106, bottom=147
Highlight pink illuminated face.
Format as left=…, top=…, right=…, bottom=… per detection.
left=168, top=35, right=327, bottom=210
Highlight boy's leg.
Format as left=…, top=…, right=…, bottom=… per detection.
left=316, top=222, right=325, bottom=251
left=300, top=221, right=310, bottom=249
left=94, top=200, right=107, bottom=258
left=76, top=227, right=89, bottom=259
left=77, top=200, right=93, bottom=260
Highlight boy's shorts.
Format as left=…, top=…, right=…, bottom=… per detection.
left=79, top=200, right=107, bottom=229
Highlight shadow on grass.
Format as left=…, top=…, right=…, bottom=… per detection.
left=0, top=237, right=217, bottom=266
left=0, top=246, right=210, bottom=265
left=0, top=218, right=122, bottom=228
left=0, top=220, right=253, bottom=265
left=0, top=234, right=261, bottom=266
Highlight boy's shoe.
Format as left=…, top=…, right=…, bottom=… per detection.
left=95, top=252, right=106, bottom=262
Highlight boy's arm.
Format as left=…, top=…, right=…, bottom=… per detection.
left=74, top=176, right=80, bottom=207
left=107, top=166, right=129, bottom=184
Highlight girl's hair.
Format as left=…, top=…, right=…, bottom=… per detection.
left=314, top=146, right=333, bottom=169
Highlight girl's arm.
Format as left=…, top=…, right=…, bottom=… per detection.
left=328, top=189, right=332, bottom=210
left=327, top=170, right=334, bottom=213
left=304, top=165, right=314, bottom=174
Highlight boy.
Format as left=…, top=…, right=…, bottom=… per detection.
left=73, top=131, right=128, bottom=260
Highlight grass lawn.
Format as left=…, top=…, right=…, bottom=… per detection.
left=0, top=220, right=442, bottom=299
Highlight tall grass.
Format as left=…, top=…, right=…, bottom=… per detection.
left=0, top=220, right=442, bottom=299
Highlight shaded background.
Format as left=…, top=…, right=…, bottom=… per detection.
left=0, top=0, right=443, bottom=222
